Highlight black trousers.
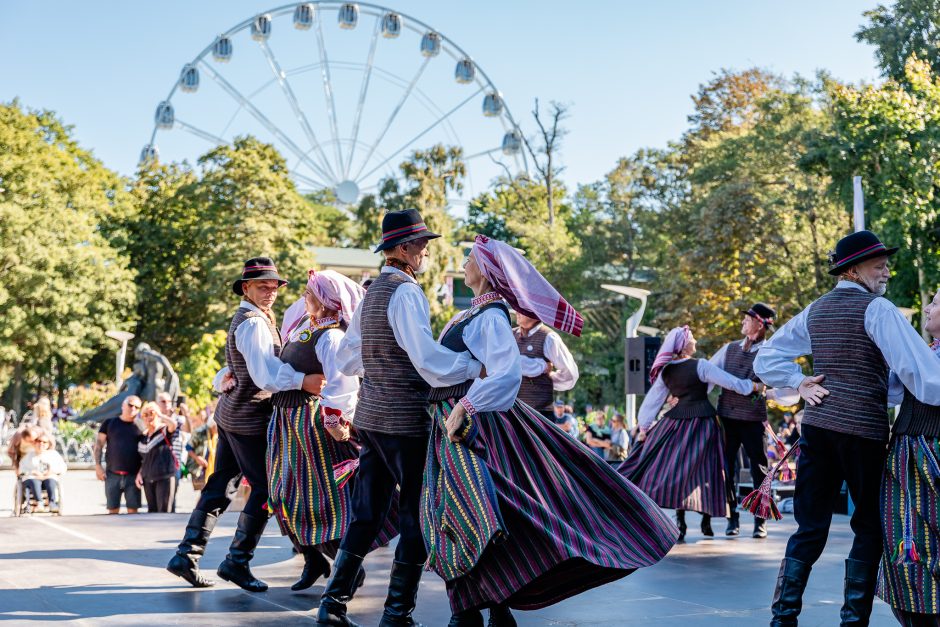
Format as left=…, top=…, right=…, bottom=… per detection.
left=194, top=426, right=268, bottom=519
left=721, top=417, right=767, bottom=510
left=784, top=423, right=887, bottom=565
left=341, top=428, right=429, bottom=564
left=144, top=476, right=177, bottom=513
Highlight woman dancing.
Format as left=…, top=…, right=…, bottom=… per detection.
left=423, top=235, right=679, bottom=627
left=619, top=326, right=762, bottom=541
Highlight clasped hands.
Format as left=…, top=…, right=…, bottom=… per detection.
left=220, top=372, right=325, bottom=396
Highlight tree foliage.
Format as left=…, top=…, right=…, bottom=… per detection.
left=857, top=0, right=940, bottom=83
left=176, top=330, right=227, bottom=410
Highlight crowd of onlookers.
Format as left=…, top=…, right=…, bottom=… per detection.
left=5, top=393, right=220, bottom=515
left=95, top=393, right=219, bottom=514
left=548, top=401, right=630, bottom=463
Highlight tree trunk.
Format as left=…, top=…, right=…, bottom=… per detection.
left=12, top=361, right=23, bottom=420
left=917, top=246, right=930, bottom=340
left=57, top=359, right=66, bottom=408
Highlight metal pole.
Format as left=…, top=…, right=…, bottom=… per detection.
left=853, top=176, right=865, bottom=232
left=116, top=340, right=129, bottom=388
left=624, top=295, right=648, bottom=432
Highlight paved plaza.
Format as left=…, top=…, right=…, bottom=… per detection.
left=0, top=471, right=897, bottom=626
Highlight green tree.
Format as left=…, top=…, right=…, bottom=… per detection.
left=176, top=330, right=227, bottom=409
left=856, top=0, right=940, bottom=83
left=0, top=101, right=137, bottom=413
left=128, top=136, right=324, bottom=362
left=803, top=57, right=940, bottom=335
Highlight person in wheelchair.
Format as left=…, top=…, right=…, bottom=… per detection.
left=18, top=431, right=66, bottom=513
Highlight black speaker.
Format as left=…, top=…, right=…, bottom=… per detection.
left=625, top=336, right=662, bottom=395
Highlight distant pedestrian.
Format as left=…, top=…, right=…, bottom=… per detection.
left=95, top=396, right=144, bottom=514
left=136, top=401, right=179, bottom=513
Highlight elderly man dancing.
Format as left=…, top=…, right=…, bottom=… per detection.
left=756, top=231, right=940, bottom=626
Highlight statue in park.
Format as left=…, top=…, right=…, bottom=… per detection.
left=80, top=342, right=180, bottom=423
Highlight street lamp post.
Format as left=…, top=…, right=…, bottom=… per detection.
left=601, top=284, right=651, bottom=431
left=105, top=330, right=135, bottom=388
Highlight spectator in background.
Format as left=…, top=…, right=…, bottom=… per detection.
left=7, top=424, right=42, bottom=471
left=551, top=400, right=580, bottom=438
left=53, top=396, right=76, bottom=425
left=608, top=413, right=629, bottom=462
left=585, top=410, right=612, bottom=456
left=157, top=392, right=186, bottom=511
left=95, top=395, right=144, bottom=514
left=185, top=410, right=212, bottom=489
left=32, top=396, right=54, bottom=433
left=19, top=431, right=67, bottom=513
left=778, top=411, right=802, bottom=447
left=136, top=401, right=179, bottom=513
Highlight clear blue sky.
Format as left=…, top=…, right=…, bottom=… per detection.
left=1, top=1, right=883, bottom=195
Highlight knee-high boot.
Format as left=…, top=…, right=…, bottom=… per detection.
left=167, top=509, right=219, bottom=588
left=217, top=511, right=269, bottom=592
left=770, top=557, right=812, bottom=626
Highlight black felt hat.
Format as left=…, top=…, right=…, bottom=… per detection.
left=373, top=209, right=441, bottom=253
left=741, top=303, right=777, bottom=329
left=232, top=257, right=288, bottom=295
left=827, top=230, right=899, bottom=276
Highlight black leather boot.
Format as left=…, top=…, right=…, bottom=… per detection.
left=753, top=517, right=768, bottom=539
left=839, top=559, right=878, bottom=626
left=167, top=509, right=218, bottom=588
left=317, top=550, right=364, bottom=627
left=217, top=512, right=269, bottom=592
left=770, top=557, right=811, bottom=626
left=487, top=603, right=517, bottom=627
left=726, top=511, right=740, bottom=536
left=701, top=514, right=714, bottom=537
left=448, top=609, right=483, bottom=627
left=378, top=561, right=425, bottom=626
left=292, top=546, right=332, bottom=591
left=676, top=509, right=687, bottom=542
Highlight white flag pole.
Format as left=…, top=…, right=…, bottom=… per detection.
left=853, top=176, right=865, bottom=232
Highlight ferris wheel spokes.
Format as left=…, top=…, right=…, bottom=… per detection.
left=352, top=55, right=431, bottom=183
left=358, top=86, right=482, bottom=183
left=257, top=38, right=339, bottom=182
left=314, top=16, right=345, bottom=178
left=346, top=16, right=382, bottom=180
left=199, top=60, right=336, bottom=184
left=174, top=119, right=229, bottom=147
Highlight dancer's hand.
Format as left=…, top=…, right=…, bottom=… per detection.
left=543, top=361, right=553, bottom=375
left=326, top=424, right=350, bottom=442
left=302, top=374, right=326, bottom=395
left=446, top=403, right=468, bottom=443
left=666, top=395, right=678, bottom=408
left=636, top=429, right=648, bottom=443
left=798, top=375, right=829, bottom=406
left=220, top=371, right=235, bottom=392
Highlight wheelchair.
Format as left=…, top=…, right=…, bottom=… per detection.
left=13, top=476, right=63, bottom=517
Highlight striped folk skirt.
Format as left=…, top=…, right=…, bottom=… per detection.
left=877, top=434, right=940, bottom=616
left=619, top=415, right=729, bottom=518
left=267, top=401, right=397, bottom=554
left=421, top=399, right=678, bottom=614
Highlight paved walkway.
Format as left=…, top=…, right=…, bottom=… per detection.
left=0, top=471, right=897, bottom=625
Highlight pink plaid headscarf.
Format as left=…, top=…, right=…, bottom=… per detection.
left=281, top=270, right=365, bottom=337
left=472, top=235, right=583, bottom=337
left=649, top=326, right=691, bottom=384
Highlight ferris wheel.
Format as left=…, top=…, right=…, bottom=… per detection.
left=142, top=2, right=527, bottom=205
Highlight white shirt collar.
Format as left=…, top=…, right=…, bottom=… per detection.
left=523, top=323, right=544, bottom=337
left=240, top=300, right=262, bottom=314
left=835, top=280, right=868, bottom=292
left=381, top=265, right=417, bottom=284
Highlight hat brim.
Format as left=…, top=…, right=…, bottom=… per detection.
left=233, top=275, right=289, bottom=295
left=740, top=310, right=776, bottom=331
left=373, top=230, right=441, bottom=253
left=827, top=247, right=899, bottom=276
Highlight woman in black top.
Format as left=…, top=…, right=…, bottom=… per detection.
left=136, top=401, right=178, bottom=513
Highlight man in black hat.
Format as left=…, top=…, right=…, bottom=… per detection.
left=710, top=303, right=781, bottom=539
left=316, top=210, right=482, bottom=627
left=167, top=257, right=324, bottom=592
left=755, top=231, right=940, bottom=626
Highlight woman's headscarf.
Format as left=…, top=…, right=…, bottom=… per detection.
left=472, top=235, right=583, bottom=337
left=281, top=269, right=365, bottom=337
left=648, top=326, right=691, bottom=384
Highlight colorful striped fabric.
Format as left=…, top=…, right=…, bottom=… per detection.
left=267, top=401, right=398, bottom=554
left=422, top=398, right=678, bottom=613
left=619, top=415, right=730, bottom=518
left=877, top=434, right=940, bottom=615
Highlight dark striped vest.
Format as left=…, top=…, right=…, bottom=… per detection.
left=272, top=317, right=347, bottom=409
left=215, top=306, right=282, bottom=436
left=662, top=359, right=716, bottom=419
left=429, top=302, right=512, bottom=402
left=355, top=272, right=432, bottom=436
left=515, top=325, right=554, bottom=411
left=716, top=341, right=766, bottom=422
left=804, top=288, right=889, bottom=441
left=894, top=389, right=940, bottom=438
